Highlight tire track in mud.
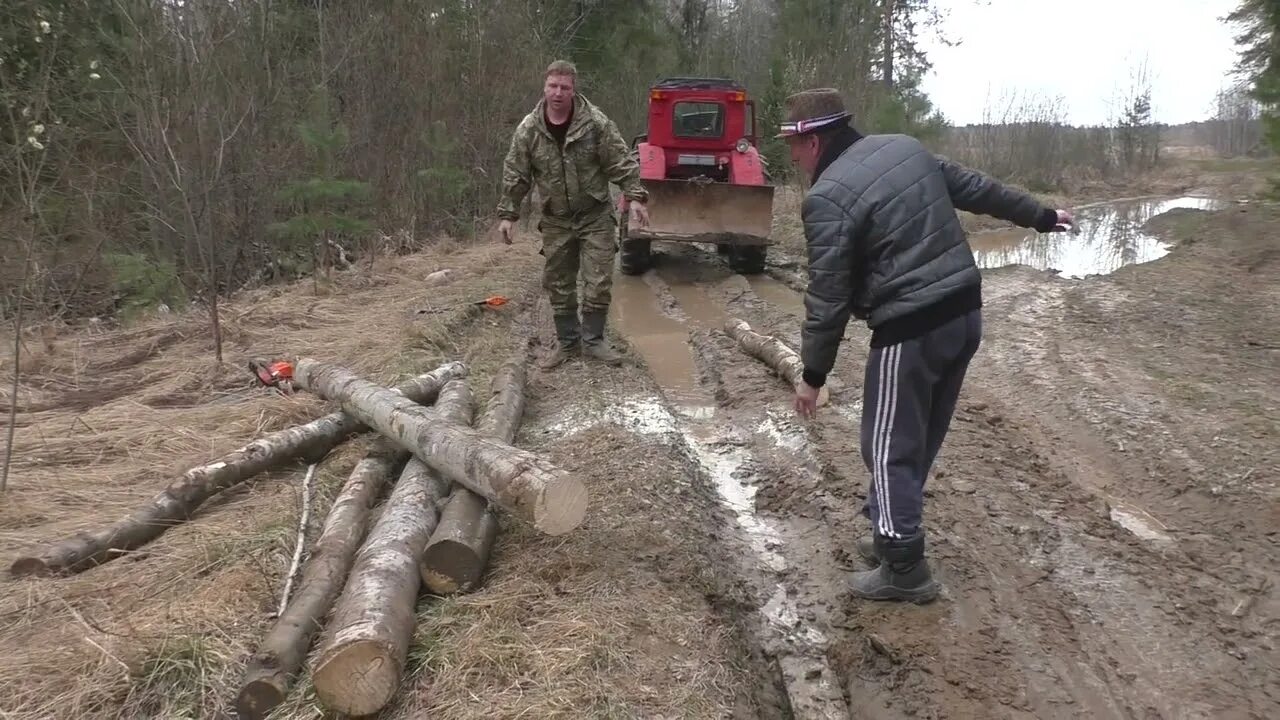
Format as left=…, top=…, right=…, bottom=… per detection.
left=609, top=268, right=849, bottom=719
left=969, top=270, right=1279, bottom=718
left=711, top=248, right=1274, bottom=719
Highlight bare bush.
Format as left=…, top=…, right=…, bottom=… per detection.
left=937, top=89, right=1102, bottom=192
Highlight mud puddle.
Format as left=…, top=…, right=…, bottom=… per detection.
left=970, top=195, right=1225, bottom=278
left=611, top=271, right=847, bottom=718
left=747, top=274, right=806, bottom=316
left=655, top=270, right=731, bottom=330
left=609, top=275, right=715, bottom=419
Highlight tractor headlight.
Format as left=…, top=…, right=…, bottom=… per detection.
left=735, top=138, right=751, bottom=153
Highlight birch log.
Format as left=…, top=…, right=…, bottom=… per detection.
left=310, top=380, right=473, bottom=717
left=235, top=440, right=407, bottom=719
left=292, top=358, right=586, bottom=535
left=725, top=318, right=829, bottom=405
left=10, top=363, right=467, bottom=578
left=420, top=354, right=527, bottom=594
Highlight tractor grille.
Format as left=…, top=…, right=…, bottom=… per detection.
left=676, top=154, right=717, bottom=166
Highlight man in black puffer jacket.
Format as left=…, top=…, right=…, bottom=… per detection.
left=782, top=88, right=1072, bottom=603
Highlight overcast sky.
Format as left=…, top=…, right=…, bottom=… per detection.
left=918, top=0, right=1245, bottom=126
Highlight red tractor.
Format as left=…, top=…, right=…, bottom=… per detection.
left=617, top=77, right=775, bottom=275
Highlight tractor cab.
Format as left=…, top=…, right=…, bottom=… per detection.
left=641, top=78, right=761, bottom=182
left=618, top=77, right=775, bottom=276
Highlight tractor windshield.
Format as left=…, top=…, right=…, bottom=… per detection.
left=673, top=102, right=724, bottom=139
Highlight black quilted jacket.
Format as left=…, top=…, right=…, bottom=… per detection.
left=799, top=132, right=1059, bottom=383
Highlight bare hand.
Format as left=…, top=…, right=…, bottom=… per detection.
left=1052, top=209, right=1073, bottom=232
left=497, top=219, right=514, bottom=244
left=794, top=380, right=821, bottom=419
left=628, top=200, right=651, bottom=229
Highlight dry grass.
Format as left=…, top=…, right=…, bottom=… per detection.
left=0, top=226, right=754, bottom=719
left=0, top=238, right=542, bottom=719
left=391, top=424, right=751, bottom=720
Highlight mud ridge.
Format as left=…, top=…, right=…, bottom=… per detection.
left=635, top=268, right=852, bottom=718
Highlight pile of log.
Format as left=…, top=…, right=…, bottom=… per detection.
left=11, top=348, right=582, bottom=719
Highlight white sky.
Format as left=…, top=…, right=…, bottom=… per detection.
left=918, top=0, right=1245, bottom=126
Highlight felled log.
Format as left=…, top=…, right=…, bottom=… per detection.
left=292, top=358, right=586, bottom=536
left=235, top=440, right=407, bottom=720
left=420, top=353, right=527, bottom=594
left=9, top=363, right=467, bottom=578
left=725, top=318, right=829, bottom=405
left=310, top=380, right=473, bottom=717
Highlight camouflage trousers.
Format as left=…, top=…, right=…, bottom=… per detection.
left=539, top=205, right=617, bottom=316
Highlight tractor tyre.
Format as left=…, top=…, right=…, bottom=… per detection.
left=617, top=216, right=652, bottom=275
left=729, top=245, right=767, bottom=275
left=619, top=237, right=652, bottom=275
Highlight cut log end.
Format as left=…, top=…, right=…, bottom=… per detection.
left=420, top=562, right=462, bottom=595
left=534, top=474, right=589, bottom=536
left=421, top=489, right=500, bottom=594
left=235, top=674, right=288, bottom=720
left=312, top=639, right=402, bottom=717
left=10, top=557, right=52, bottom=578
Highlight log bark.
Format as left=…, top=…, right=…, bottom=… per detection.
left=292, top=358, right=586, bottom=536
left=310, top=380, right=473, bottom=717
left=420, top=354, right=527, bottom=594
left=235, top=441, right=406, bottom=720
left=10, top=363, right=467, bottom=578
left=725, top=318, right=829, bottom=405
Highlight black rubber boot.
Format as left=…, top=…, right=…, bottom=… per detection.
left=855, top=535, right=879, bottom=566
left=539, top=313, right=580, bottom=369
left=847, top=531, right=940, bottom=604
left=580, top=310, right=623, bottom=366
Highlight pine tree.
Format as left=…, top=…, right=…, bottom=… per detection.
left=1230, top=0, right=1280, bottom=192
left=269, top=88, right=372, bottom=290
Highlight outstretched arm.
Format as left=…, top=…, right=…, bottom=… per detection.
left=938, top=157, right=1065, bottom=232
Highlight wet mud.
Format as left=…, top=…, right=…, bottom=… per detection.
left=593, top=197, right=1278, bottom=718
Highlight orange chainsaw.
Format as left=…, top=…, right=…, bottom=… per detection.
left=416, top=295, right=509, bottom=315
left=249, top=359, right=296, bottom=393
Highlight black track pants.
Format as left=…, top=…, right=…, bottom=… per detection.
left=860, top=309, right=983, bottom=538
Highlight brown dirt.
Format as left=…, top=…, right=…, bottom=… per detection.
left=1, top=177, right=1277, bottom=719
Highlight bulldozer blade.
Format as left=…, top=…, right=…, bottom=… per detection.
left=632, top=179, right=774, bottom=245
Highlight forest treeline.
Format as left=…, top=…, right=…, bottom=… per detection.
left=0, top=1, right=1262, bottom=324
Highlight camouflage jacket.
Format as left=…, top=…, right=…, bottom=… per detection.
left=496, top=94, right=647, bottom=221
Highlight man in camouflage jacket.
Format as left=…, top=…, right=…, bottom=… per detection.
left=497, top=60, right=650, bottom=368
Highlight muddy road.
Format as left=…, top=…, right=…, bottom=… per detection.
left=583, top=196, right=1278, bottom=719
left=1, top=195, right=1275, bottom=720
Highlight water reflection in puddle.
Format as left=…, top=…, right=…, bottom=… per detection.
left=969, top=196, right=1224, bottom=278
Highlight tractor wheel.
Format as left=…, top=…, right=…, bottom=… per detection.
left=729, top=245, right=767, bottom=275
left=620, top=238, right=652, bottom=275
left=618, top=220, right=652, bottom=275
